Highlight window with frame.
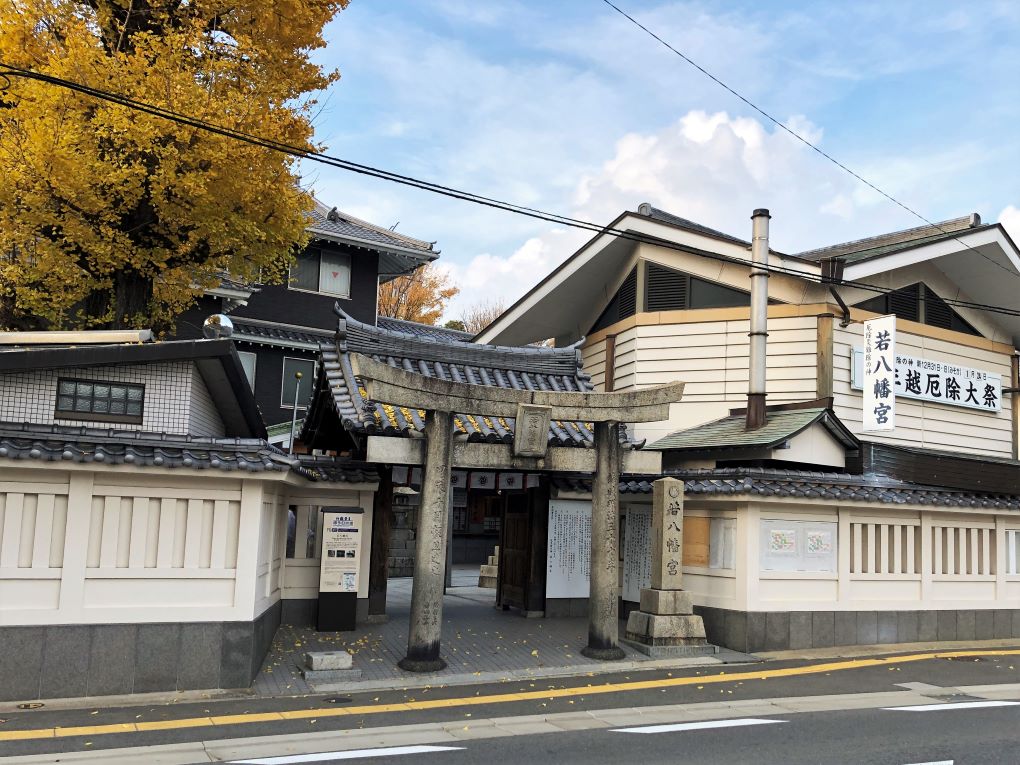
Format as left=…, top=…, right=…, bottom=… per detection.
left=237, top=351, right=257, bottom=390
left=55, top=378, right=145, bottom=424
left=281, top=357, right=316, bottom=408
left=289, top=247, right=352, bottom=298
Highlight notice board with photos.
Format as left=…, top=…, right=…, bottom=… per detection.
left=759, top=518, right=837, bottom=573
left=318, top=508, right=364, bottom=594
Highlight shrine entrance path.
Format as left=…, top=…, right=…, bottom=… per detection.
left=252, top=566, right=735, bottom=697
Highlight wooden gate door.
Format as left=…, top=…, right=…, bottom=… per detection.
left=497, top=493, right=530, bottom=610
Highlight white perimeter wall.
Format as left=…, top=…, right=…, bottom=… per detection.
left=672, top=501, right=1020, bottom=612
left=0, top=465, right=376, bottom=626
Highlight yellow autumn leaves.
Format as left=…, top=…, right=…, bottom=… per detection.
left=0, top=1, right=347, bottom=330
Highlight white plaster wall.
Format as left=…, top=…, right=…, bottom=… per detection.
left=189, top=367, right=226, bottom=437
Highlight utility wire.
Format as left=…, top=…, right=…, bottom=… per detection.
left=599, top=0, right=1020, bottom=282
left=3, top=62, right=1020, bottom=320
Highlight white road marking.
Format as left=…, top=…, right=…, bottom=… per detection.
left=883, top=700, right=1020, bottom=712
left=902, top=760, right=953, bottom=765
left=613, top=718, right=785, bottom=734
left=233, top=745, right=465, bottom=764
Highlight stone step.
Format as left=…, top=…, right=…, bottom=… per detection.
left=479, top=564, right=498, bottom=577
left=477, top=575, right=497, bottom=589
left=302, top=668, right=363, bottom=683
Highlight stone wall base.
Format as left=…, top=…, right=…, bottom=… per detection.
left=0, top=600, right=282, bottom=702
left=696, top=606, right=1020, bottom=653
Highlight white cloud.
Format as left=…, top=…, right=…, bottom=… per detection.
left=1000, top=205, right=1020, bottom=243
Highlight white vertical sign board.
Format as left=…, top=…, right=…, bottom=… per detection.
left=546, top=500, right=591, bottom=598
left=863, top=315, right=896, bottom=431
left=622, top=506, right=652, bottom=602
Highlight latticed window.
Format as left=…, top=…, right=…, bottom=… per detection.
left=55, top=379, right=145, bottom=424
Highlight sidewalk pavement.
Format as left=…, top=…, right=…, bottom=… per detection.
left=253, top=565, right=743, bottom=696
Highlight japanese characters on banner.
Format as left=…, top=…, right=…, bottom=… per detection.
left=862, top=315, right=896, bottom=431
left=852, top=348, right=1002, bottom=413
left=622, top=507, right=652, bottom=602
left=318, top=509, right=363, bottom=594
left=546, top=500, right=591, bottom=598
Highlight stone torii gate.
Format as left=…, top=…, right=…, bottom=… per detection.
left=350, top=353, right=684, bottom=671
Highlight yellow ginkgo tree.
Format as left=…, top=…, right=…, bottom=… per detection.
left=0, top=0, right=347, bottom=331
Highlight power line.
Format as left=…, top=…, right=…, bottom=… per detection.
left=2, top=62, right=1020, bottom=321
left=599, top=0, right=1020, bottom=283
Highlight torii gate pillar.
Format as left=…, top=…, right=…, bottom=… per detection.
left=397, top=410, right=453, bottom=672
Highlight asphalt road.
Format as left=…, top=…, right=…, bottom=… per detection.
left=219, top=703, right=1020, bottom=765
left=3, top=649, right=1020, bottom=763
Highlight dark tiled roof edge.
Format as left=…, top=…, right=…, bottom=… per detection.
left=795, top=214, right=982, bottom=262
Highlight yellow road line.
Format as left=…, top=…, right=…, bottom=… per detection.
left=4, top=648, right=1020, bottom=743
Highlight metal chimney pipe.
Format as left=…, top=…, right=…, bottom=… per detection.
left=746, top=208, right=771, bottom=430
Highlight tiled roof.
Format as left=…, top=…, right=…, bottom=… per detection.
left=795, top=214, right=984, bottom=263
left=376, top=316, right=473, bottom=343
left=231, top=318, right=333, bottom=349
left=307, top=201, right=436, bottom=255
left=304, top=309, right=622, bottom=448
left=560, top=467, right=1020, bottom=509
left=637, top=204, right=749, bottom=247
left=646, top=407, right=856, bottom=451
left=293, top=456, right=379, bottom=484
left=0, top=422, right=294, bottom=473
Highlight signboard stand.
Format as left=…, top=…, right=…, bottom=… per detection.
left=317, top=507, right=364, bottom=632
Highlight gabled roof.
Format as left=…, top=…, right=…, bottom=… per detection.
left=646, top=405, right=858, bottom=452
left=301, top=308, right=632, bottom=449
left=637, top=203, right=750, bottom=247
left=795, top=214, right=983, bottom=262
left=0, top=338, right=266, bottom=439
left=307, top=199, right=438, bottom=281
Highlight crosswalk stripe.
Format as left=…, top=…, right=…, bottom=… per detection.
left=883, top=701, right=1020, bottom=712
left=613, top=718, right=785, bottom=734
left=233, top=744, right=465, bottom=764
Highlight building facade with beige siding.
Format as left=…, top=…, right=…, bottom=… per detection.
left=480, top=204, right=1020, bottom=651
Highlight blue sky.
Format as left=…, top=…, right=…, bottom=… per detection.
left=302, top=1, right=1020, bottom=318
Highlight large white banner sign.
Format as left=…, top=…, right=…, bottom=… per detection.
left=852, top=348, right=1002, bottom=413
left=546, top=500, right=591, bottom=598
left=862, top=315, right=896, bottom=431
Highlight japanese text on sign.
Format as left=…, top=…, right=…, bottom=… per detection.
left=862, top=315, right=896, bottom=431
left=852, top=347, right=1002, bottom=413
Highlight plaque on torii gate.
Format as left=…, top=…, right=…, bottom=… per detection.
left=350, top=353, right=684, bottom=670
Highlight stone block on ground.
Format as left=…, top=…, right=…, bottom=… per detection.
left=626, top=611, right=707, bottom=642
left=478, top=576, right=497, bottom=589
left=479, top=564, right=498, bottom=578
left=639, top=588, right=693, bottom=616
left=304, top=650, right=352, bottom=671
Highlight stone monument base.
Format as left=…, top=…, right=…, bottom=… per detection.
left=623, top=587, right=712, bottom=658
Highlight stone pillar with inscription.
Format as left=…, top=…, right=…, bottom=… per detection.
left=398, top=409, right=453, bottom=672
left=623, top=478, right=711, bottom=656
